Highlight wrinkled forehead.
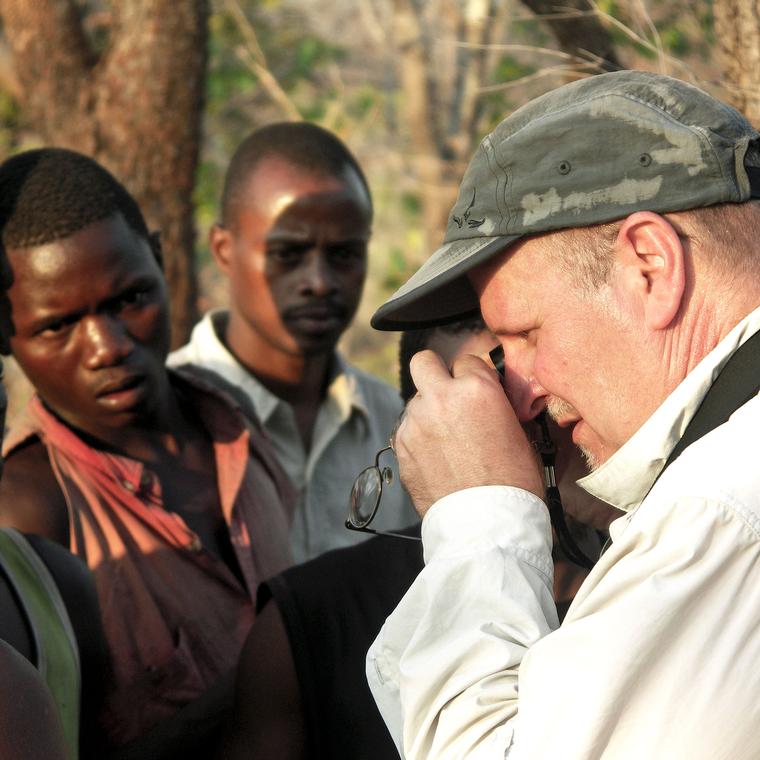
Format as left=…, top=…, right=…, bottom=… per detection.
left=467, top=228, right=556, bottom=287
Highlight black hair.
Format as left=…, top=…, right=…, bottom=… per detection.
left=398, top=316, right=487, bottom=402
left=0, top=148, right=157, bottom=354
left=0, top=148, right=152, bottom=253
left=221, top=122, right=372, bottom=227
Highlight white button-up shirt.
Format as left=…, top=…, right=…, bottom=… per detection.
left=368, top=306, right=760, bottom=759
left=169, top=310, right=417, bottom=563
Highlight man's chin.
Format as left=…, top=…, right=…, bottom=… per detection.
left=293, top=333, right=343, bottom=358
left=569, top=421, right=609, bottom=472
left=579, top=444, right=602, bottom=472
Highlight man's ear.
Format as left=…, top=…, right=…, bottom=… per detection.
left=209, top=223, right=234, bottom=275
left=613, top=211, right=686, bottom=331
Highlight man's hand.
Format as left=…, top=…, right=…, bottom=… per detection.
left=395, top=350, right=544, bottom=517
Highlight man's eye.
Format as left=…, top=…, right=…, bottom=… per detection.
left=118, top=289, right=151, bottom=309
left=41, top=322, right=64, bottom=335
left=38, top=319, right=72, bottom=337
left=267, top=246, right=305, bottom=267
left=328, top=245, right=366, bottom=266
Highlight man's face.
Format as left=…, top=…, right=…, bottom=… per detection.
left=218, top=157, right=371, bottom=360
left=6, top=213, right=171, bottom=441
left=469, top=231, right=653, bottom=468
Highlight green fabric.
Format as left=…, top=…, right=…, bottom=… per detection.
left=0, top=529, right=80, bottom=760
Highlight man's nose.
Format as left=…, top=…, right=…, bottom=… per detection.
left=493, top=343, right=548, bottom=422
left=83, top=315, right=134, bottom=369
left=299, top=251, right=337, bottom=297
left=505, top=372, right=548, bottom=422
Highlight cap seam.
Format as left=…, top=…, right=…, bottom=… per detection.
left=484, top=135, right=509, bottom=236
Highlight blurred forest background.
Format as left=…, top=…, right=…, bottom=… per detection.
left=0, top=0, right=757, bottom=418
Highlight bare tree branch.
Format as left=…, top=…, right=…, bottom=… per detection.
left=223, top=0, right=302, bottom=121
left=449, top=0, right=495, bottom=154
left=391, top=0, right=455, bottom=246
left=517, top=0, right=622, bottom=72
left=357, top=0, right=389, bottom=48
left=478, top=61, right=600, bottom=93
left=630, top=0, right=666, bottom=72
left=455, top=40, right=585, bottom=59
left=587, top=0, right=704, bottom=84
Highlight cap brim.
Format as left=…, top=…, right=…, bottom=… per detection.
left=371, top=234, right=520, bottom=330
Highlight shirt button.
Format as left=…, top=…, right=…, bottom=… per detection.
left=122, top=480, right=135, bottom=492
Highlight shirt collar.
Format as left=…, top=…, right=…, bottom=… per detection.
left=579, top=305, right=760, bottom=513
left=4, top=371, right=251, bottom=491
left=328, top=351, right=370, bottom=424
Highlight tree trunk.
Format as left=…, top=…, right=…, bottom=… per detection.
left=391, top=0, right=506, bottom=253
left=713, top=0, right=760, bottom=127
left=388, top=0, right=621, bottom=257
left=0, top=0, right=208, bottom=347
left=392, top=0, right=453, bottom=251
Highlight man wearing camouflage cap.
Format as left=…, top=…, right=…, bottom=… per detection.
left=366, top=70, right=760, bottom=758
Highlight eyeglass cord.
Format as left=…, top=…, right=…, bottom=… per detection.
left=488, top=346, right=595, bottom=571
left=536, top=412, right=595, bottom=571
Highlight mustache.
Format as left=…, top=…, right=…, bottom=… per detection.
left=94, top=371, right=146, bottom=397
left=282, top=300, right=348, bottom=320
left=546, top=396, right=579, bottom=422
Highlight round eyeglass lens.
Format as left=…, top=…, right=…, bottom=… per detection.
left=349, top=466, right=382, bottom=527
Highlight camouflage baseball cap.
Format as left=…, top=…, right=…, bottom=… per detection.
left=372, top=70, right=760, bottom=330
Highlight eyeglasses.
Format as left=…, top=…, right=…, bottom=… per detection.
left=346, top=444, right=421, bottom=541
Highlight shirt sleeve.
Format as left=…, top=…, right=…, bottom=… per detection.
left=368, top=474, right=760, bottom=760
left=366, top=485, right=557, bottom=759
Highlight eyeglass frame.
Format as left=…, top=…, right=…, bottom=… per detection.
left=345, top=443, right=421, bottom=541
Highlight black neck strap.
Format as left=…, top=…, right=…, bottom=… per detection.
left=661, top=326, right=760, bottom=474
left=602, top=324, right=760, bottom=560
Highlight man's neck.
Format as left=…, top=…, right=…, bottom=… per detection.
left=665, top=292, right=760, bottom=391
left=51, top=375, right=197, bottom=464
left=221, top=314, right=335, bottom=450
